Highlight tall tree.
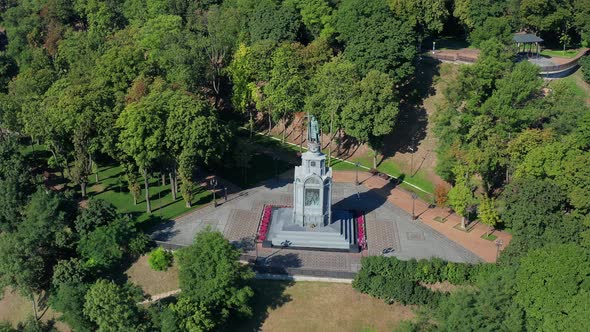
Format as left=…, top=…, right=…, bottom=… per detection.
left=341, top=70, right=399, bottom=168
left=515, top=244, right=590, bottom=331
left=175, top=229, right=254, bottom=329
left=263, top=43, right=307, bottom=143
left=305, top=56, right=359, bottom=165
left=83, top=279, right=146, bottom=332
left=447, top=165, right=474, bottom=229
left=334, top=0, right=416, bottom=83
left=117, top=83, right=168, bottom=213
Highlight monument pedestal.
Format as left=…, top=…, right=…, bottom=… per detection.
left=266, top=207, right=359, bottom=252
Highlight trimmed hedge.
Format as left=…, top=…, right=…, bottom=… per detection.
left=353, top=256, right=482, bottom=306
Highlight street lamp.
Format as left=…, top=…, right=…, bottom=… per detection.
left=495, top=239, right=504, bottom=260
left=210, top=177, right=218, bottom=207
left=409, top=146, right=414, bottom=177
left=355, top=162, right=360, bottom=185
left=411, top=193, right=418, bottom=220
left=432, top=41, right=436, bottom=54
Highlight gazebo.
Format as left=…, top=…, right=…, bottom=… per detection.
left=513, top=32, right=544, bottom=58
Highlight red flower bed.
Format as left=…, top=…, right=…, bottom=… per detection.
left=357, top=212, right=367, bottom=250
left=258, top=205, right=273, bottom=241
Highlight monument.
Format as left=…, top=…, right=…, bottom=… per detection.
left=261, top=114, right=359, bottom=252
left=292, top=115, right=332, bottom=228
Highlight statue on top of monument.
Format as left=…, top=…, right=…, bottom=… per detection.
left=308, top=114, right=320, bottom=144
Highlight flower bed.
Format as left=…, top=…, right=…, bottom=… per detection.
left=258, top=205, right=273, bottom=241
left=357, top=211, right=367, bottom=250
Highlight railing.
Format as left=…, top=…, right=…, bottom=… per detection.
left=537, top=49, right=589, bottom=73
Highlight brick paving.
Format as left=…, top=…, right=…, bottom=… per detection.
left=366, top=220, right=399, bottom=256
left=150, top=171, right=482, bottom=276
left=333, top=171, right=512, bottom=262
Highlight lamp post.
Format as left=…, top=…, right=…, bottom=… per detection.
left=409, top=146, right=414, bottom=177
left=355, top=162, right=360, bottom=185
left=411, top=193, right=418, bottom=220
left=210, top=177, right=218, bottom=207
left=224, top=186, right=228, bottom=202
left=495, top=239, right=504, bottom=260
left=432, top=41, right=436, bottom=54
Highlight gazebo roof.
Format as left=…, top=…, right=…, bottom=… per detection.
left=513, top=33, right=544, bottom=43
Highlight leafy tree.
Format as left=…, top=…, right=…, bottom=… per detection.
left=447, top=165, right=474, bottom=229
left=341, top=70, right=399, bottom=168
left=389, top=0, right=448, bottom=48
left=470, top=17, right=513, bottom=47
left=334, top=0, right=416, bottom=82
left=500, top=177, right=566, bottom=253
left=176, top=229, right=254, bottom=328
left=117, top=84, right=168, bottom=213
left=478, top=195, right=499, bottom=236
left=167, top=297, right=215, bottom=332
left=74, top=199, right=118, bottom=235
left=436, top=265, right=524, bottom=331
left=165, top=90, right=230, bottom=207
left=515, top=244, right=590, bottom=331
left=204, top=4, right=240, bottom=101
left=263, top=43, right=307, bottom=143
left=78, top=216, right=134, bottom=269
left=83, top=279, right=145, bottom=332
left=0, top=137, right=32, bottom=232
left=293, top=0, right=335, bottom=39
left=453, top=0, right=511, bottom=31
left=244, top=0, right=300, bottom=43
left=51, top=283, right=93, bottom=332
left=305, top=56, right=359, bottom=165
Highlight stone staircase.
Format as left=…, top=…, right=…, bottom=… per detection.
left=270, top=210, right=357, bottom=251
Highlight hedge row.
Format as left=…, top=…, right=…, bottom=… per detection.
left=352, top=256, right=488, bottom=306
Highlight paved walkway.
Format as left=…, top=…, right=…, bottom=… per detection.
left=150, top=170, right=482, bottom=276
left=332, top=171, right=511, bottom=262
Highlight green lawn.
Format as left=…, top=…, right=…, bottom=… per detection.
left=540, top=48, right=580, bottom=58
left=87, top=164, right=213, bottom=224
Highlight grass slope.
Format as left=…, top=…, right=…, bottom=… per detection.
left=87, top=164, right=213, bottom=224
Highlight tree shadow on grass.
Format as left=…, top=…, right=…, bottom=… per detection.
left=223, top=279, right=295, bottom=332
left=379, top=58, right=441, bottom=161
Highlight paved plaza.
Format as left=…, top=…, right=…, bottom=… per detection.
left=150, top=171, right=481, bottom=275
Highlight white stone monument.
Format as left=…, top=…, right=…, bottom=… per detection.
left=263, top=114, right=357, bottom=251
left=292, top=115, right=332, bottom=228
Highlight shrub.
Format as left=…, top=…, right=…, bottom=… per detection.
left=415, top=258, right=445, bottom=283
left=435, top=184, right=449, bottom=208
left=580, top=55, right=590, bottom=84
left=148, top=247, right=173, bottom=271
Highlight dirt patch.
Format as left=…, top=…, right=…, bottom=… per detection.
left=126, top=255, right=180, bottom=297
left=0, top=288, right=70, bottom=331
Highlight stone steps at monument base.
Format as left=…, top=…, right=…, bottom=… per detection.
left=270, top=232, right=351, bottom=250
left=270, top=217, right=357, bottom=250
